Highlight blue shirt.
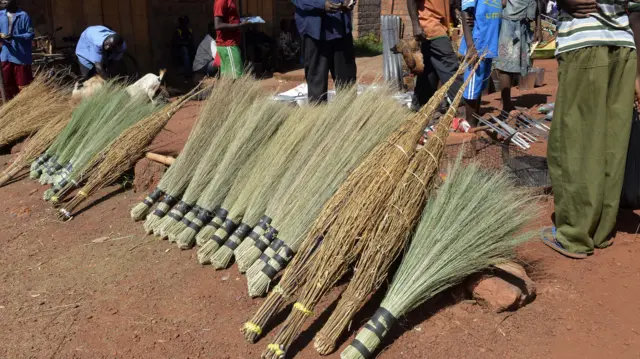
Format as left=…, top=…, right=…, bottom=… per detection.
left=0, top=10, right=34, bottom=65
left=458, top=0, right=502, bottom=58
left=294, top=0, right=352, bottom=41
left=75, top=26, right=127, bottom=69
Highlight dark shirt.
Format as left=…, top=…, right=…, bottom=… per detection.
left=294, top=0, right=352, bottom=41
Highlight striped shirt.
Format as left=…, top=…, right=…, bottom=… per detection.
left=556, top=0, right=635, bottom=55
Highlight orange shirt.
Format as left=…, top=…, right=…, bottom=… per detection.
left=417, top=0, right=451, bottom=39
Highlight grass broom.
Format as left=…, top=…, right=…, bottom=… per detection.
left=313, top=62, right=481, bottom=354
left=174, top=97, right=289, bottom=252
left=236, top=92, right=358, bottom=285
left=155, top=80, right=263, bottom=241
left=259, top=57, right=482, bottom=359
left=194, top=105, right=322, bottom=255
left=245, top=86, right=408, bottom=298
left=56, top=86, right=204, bottom=220
left=200, top=106, right=316, bottom=263
left=0, top=79, right=70, bottom=147
left=0, top=105, right=75, bottom=186
left=240, top=60, right=470, bottom=343
left=231, top=108, right=317, bottom=272
left=201, top=147, right=265, bottom=264
left=37, top=83, right=125, bottom=184
left=137, top=76, right=258, bottom=229
left=44, top=93, right=158, bottom=201
left=339, top=160, right=537, bottom=359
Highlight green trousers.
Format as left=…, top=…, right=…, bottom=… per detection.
left=548, top=46, right=637, bottom=254
left=218, top=45, right=244, bottom=79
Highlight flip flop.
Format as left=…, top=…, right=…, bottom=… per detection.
left=540, top=227, right=588, bottom=259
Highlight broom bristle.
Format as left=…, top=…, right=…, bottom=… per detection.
left=341, top=161, right=536, bottom=359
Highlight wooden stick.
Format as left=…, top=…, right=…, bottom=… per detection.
left=145, top=152, right=175, bottom=166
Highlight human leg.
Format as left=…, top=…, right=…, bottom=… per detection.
left=547, top=46, right=611, bottom=255
left=427, top=37, right=464, bottom=104
left=218, top=45, right=244, bottom=79
left=14, top=64, right=33, bottom=94
left=593, top=47, right=637, bottom=247
left=463, top=58, right=492, bottom=126
left=1, top=62, right=18, bottom=100
left=303, top=35, right=330, bottom=103
left=331, top=33, right=357, bottom=92
left=412, top=41, right=439, bottom=110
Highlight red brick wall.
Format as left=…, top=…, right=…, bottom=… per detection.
left=353, top=0, right=380, bottom=37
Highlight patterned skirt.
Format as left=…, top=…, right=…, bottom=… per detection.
left=494, top=19, right=533, bottom=77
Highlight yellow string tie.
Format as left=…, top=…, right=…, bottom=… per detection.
left=268, top=343, right=285, bottom=356
left=243, top=322, right=262, bottom=335
left=51, top=196, right=59, bottom=202
left=78, top=190, right=88, bottom=197
left=293, top=302, right=313, bottom=316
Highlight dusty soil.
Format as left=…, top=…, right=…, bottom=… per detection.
left=2, top=59, right=640, bottom=359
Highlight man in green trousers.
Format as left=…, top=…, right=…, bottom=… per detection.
left=541, top=0, right=637, bottom=258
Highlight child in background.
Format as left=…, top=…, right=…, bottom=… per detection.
left=459, top=0, right=502, bottom=126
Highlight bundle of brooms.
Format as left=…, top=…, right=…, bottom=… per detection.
left=57, top=85, right=205, bottom=220
left=314, top=64, right=481, bottom=355
left=132, top=77, right=261, bottom=229
left=155, top=82, right=282, bottom=242
left=259, top=56, right=481, bottom=359
left=194, top=105, right=323, bottom=263
left=339, top=159, right=537, bottom=359
left=44, top=91, right=159, bottom=201
left=203, top=106, right=316, bottom=268
left=0, top=106, right=75, bottom=186
left=241, top=58, right=471, bottom=344
left=172, top=97, right=290, bottom=250
left=0, top=76, right=71, bottom=147
left=32, top=83, right=125, bottom=184
left=243, top=86, right=409, bottom=298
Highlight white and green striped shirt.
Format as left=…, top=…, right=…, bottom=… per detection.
left=556, top=0, right=635, bottom=54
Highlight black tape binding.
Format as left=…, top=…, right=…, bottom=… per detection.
left=259, top=215, right=272, bottom=225
left=225, top=224, right=252, bottom=250
left=149, top=188, right=164, bottom=202
left=261, top=263, right=278, bottom=279
left=253, top=233, right=269, bottom=252
left=364, top=307, right=396, bottom=341
left=162, top=195, right=178, bottom=207
left=349, top=339, right=373, bottom=358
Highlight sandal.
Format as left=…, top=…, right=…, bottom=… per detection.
left=540, top=227, right=588, bottom=259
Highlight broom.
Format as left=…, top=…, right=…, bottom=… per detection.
left=0, top=106, right=74, bottom=186
left=37, top=83, right=125, bottom=184
left=43, top=90, right=146, bottom=195
left=259, top=57, right=482, bottom=359
left=245, top=85, right=409, bottom=298
left=194, top=105, right=323, bottom=255
left=45, top=92, right=158, bottom=201
left=56, top=86, right=204, bottom=220
left=174, top=97, right=289, bottom=252
left=240, top=61, right=470, bottom=343
left=228, top=108, right=317, bottom=271
left=236, top=91, right=359, bottom=284
left=155, top=80, right=263, bottom=241
left=314, top=63, right=480, bottom=354
left=136, top=76, right=257, bottom=228
left=199, top=106, right=316, bottom=263
left=0, top=79, right=70, bottom=147
left=198, top=146, right=264, bottom=263
left=339, top=160, right=537, bottom=359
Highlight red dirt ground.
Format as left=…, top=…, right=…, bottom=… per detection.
left=2, top=59, right=640, bottom=359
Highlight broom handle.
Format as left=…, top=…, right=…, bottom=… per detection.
left=145, top=152, right=175, bottom=166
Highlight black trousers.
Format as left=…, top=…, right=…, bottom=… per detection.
left=78, top=58, right=96, bottom=84
left=412, top=37, right=464, bottom=109
left=303, top=34, right=357, bottom=103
